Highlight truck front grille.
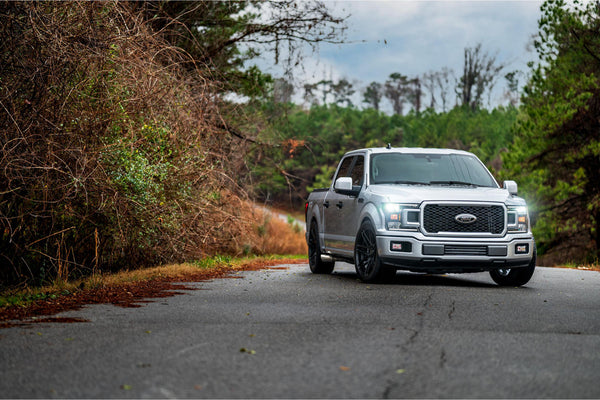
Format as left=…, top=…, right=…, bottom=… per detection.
left=445, top=245, right=488, bottom=255
left=423, top=204, right=505, bottom=234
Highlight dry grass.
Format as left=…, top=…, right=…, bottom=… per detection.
left=551, top=262, right=600, bottom=272
left=0, top=195, right=309, bottom=310
left=90, top=255, right=307, bottom=287
left=0, top=255, right=306, bottom=309
left=540, top=252, right=599, bottom=271
left=256, top=213, right=307, bottom=255
left=0, top=2, right=270, bottom=286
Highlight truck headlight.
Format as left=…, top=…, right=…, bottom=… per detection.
left=383, top=203, right=420, bottom=231
left=507, top=206, right=529, bottom=233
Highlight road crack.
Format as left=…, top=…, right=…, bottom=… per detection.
left=382, top=381, right=398, bottom=399
left=405, top=291, right=433, bottom=345
left=439, top=348, right=447, bottom=369
left=448, top=300, right=456, bottom=320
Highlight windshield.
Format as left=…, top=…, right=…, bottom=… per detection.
left=370, top=153, right=497, bottom=187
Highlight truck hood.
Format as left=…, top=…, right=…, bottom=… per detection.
left=367, top=184, right=522, bottom=205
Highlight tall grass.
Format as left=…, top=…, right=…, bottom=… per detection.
left=255, top=213, right=307, bottom=255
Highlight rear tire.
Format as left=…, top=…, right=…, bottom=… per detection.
left=489, top=244, right=536, bottom=286
left=354, top=220, right=395, bottom=283
left=308, top=220, right=334, bottom=274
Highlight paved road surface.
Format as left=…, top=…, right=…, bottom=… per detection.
left=1, top=264, right=599, bottom=398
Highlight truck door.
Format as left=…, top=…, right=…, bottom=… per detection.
left=323, top=154, right=365, bottom=256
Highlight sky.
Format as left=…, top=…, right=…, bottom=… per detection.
left=254, top=0, right=544, bottom=111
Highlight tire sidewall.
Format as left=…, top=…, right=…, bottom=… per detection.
left=308, top=220, right=334, bottom=274
left=354, top=220, right=384, bottom=282
left=490, top=244, right=536, bottom=286
left=308, top=221, right=320, bottom=273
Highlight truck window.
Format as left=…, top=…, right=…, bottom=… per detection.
left=350, top=156, right=364, bottom=186
left=335, top=155, right=365, bottom=189
left=335, top=156, right=354, bottom=181
left=370, top=153, right=496, bottom=187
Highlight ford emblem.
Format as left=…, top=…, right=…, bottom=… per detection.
left=455, top=213, right=477, bottom=224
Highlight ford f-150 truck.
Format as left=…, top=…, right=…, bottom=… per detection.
left=305, top=146, right=536, bottom=286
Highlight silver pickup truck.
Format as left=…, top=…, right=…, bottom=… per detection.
left=305, top=146, right=536, bottom=286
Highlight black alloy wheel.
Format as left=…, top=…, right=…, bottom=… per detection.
left=354, top=220, right=395, bottom=283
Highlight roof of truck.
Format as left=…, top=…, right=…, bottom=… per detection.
left=344, top=147, right=476, bottom=156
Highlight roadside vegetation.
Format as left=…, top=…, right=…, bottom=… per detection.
left=500, top=0, right=600, bottom=266
left=0, top=255, right=307, bottom=326
left=0, top=1, right=318, bottom=291
left=0, top=254, right=306, bottom=308
left=0, top=0, right=598, bottom=297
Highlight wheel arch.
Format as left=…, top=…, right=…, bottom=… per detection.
left=357, top=201, right=382, bottom=233
left=306, top=203, right=322, bottom=231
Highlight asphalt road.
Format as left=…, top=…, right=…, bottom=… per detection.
left=1, top=264, right=599, bottom=398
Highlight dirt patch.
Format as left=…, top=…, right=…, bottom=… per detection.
left=0, top=260, right=303, bottom=328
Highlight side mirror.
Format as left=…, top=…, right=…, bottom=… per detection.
left=503, top=180, right=518, bottom=195
left=334, top=177, right=353, bottom=191
left=334, top=177, right=360, bottom=196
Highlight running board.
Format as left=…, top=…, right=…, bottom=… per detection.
left=320, top=254, right=334, bottom=262
left=321, top=254, right=355, bottom=264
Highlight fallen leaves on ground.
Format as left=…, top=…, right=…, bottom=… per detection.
left=0, top=259, right=306, bottom=328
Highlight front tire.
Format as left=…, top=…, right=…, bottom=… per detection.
left=354, top=220, right=395, bottom=283
left=489, top=245, right=536, bottom=286
left=308, top=220, right=334, bottom=274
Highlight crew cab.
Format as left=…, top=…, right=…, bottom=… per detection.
left=305, top=146, right=536, bottom=286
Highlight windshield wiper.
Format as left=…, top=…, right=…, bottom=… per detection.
left=376, top=180, right=430, bottom=185
left=429, top=180, right=479, bottom=187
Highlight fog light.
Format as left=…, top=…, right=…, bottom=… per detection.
left=515, top=243, right=529, bottom=254
left=390, top=241, right=412, bottom=252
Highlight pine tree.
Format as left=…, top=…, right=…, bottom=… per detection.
left=503, top=0, right=600, bottom=263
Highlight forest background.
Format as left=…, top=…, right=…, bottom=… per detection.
left=0, top=0, right=598, bottom=289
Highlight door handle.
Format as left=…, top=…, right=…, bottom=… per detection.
left=336, top=201, right=343, bottom=209
left=323, top=201, right=330, bottom=208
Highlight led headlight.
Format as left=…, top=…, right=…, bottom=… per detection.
left=382, top=203, right=420, bottom=231
left=507, top=206, right=529, bottom=233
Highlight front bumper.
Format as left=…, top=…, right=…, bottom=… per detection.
left=377, top=234, right=535, bottom=274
